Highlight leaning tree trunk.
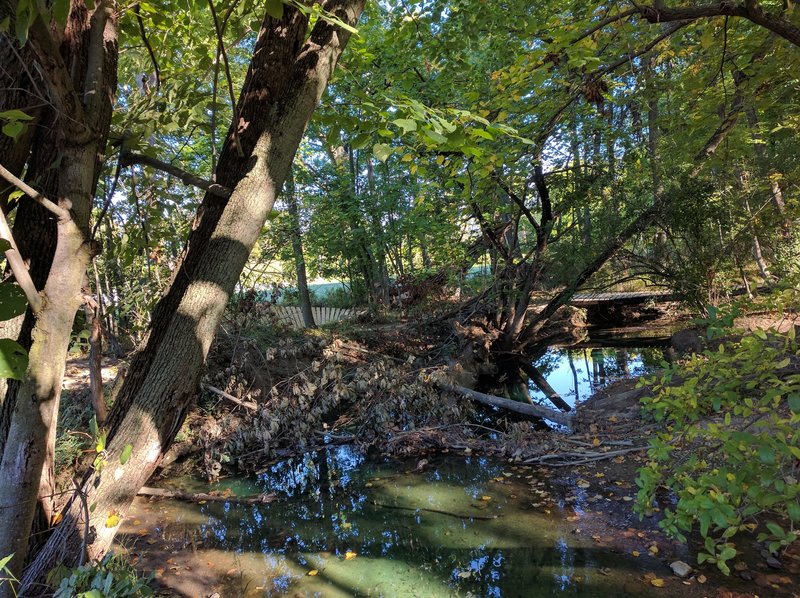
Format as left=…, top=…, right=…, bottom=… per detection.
left=21, top=1, right=365, bottom=590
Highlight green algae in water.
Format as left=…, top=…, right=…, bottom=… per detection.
left=124, top=447, right=671, bottom=597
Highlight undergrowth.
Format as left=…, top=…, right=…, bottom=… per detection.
left=635, top=297, right=800, bottom=574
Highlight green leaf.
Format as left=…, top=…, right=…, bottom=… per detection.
left=0, top=283, right=28, bottom=321
left=372, top=143, right=393, bottom=163
left=120, top=444, right=133, bottom=465
left=423, top=128, right=448, bottom=144
left=0, top=553, right=13, bottom=571
left=758, top=445, right=776, bottom=465
left=52, top=0, right=70, bottom=26
left=265, top=0, right=284, bottom=19
left=392, top=118, right=417, bottom=133
left=788, top=394, right=800, bottom=413
left=0, top=109, right=34, bottom=121
left=2, top=120, right=25, bottom=141
left=0, top=338, right=28, bottom=379
left=718, top=546, right=736, bottom=561
left=89, top=415, right=98, bottom=439
left=0, top=239, right=10, bottom=253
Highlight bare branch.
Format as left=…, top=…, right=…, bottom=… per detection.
left=119, top=152, right=232, bottom=198
left=0, top=209, right=41, bottom=313
left=634, top=1, right=800, bottom=48
left=0, top=163, right=71, bottom=221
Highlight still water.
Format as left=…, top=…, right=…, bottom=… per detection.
left=120, top=446, right=695, bottom=597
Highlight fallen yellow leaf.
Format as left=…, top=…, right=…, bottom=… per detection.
left=344, top=550, right=357, bottom=560
left=308, top=570, right=318, bottom=576
left=650, top=578, right=665, bottom=587
left=632, top=550, right=640, bottom=557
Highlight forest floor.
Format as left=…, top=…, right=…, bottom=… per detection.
left=55, top=307, right=800, bottom=597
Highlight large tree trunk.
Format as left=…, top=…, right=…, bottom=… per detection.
left=21, top=1, right=364, bottom=591
left=0, top=3, right=118, bottom=585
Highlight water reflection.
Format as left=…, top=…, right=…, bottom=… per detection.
left=530, top=346, right=666, bottom=409
left=125, top=448, right=672, bottom=597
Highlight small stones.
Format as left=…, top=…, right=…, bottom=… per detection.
left=669, top=560, right=692, bottom=578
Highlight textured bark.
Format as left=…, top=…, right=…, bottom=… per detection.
left=21, top=1, right=365, bottom=590
left=0, top=2, right=118, bottom=587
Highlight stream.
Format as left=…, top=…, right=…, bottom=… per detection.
left=121, top=446, right=688, bottom=597
left=119, top=336, right=717, bottom=597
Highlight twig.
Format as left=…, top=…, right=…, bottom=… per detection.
left=372, top=502, right=498, bottom=521
left=202, top=383, right=258, bottom=411
left=207, top=0, right=244, bottom=157
left=134, top=3, right=161, bottom=91
left=120, top=152, right=232, bottom=197
left=138, top=486, right=277, bottom=505
left=523, top=446, right=646, bottom=466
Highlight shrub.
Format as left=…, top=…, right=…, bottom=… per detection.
left=50, top=553, right=153, bottom=598
left=635, top=313, right=800, bottom=574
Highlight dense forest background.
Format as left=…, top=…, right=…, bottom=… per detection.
left=0, top=0, right=798, bottom=595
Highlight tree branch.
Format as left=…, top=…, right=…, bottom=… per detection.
left=0, top=209, right=41, bottom=313
left=134, top=3, right=161, bottom=91
left=0, top=163, right=71, bottom=221
left=119, top=152, right=232, bottom=198
left=634, top=1, right=800, bottom=48
left=208, top=0, right=245, bottom=157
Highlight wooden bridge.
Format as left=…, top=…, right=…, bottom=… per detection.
left=569, top=290, right=676, bottom=308
left=264, top=306, right=363, bottom=329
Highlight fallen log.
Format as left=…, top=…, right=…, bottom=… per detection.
left=202, top=383, right=258, bottom=411
left=442, top=383, right=574, bottom=427
left=137, top=486, right=277, bottom=505
left=519, top=362, right=572, bottom=412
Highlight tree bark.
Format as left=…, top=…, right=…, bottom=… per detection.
left=286, top=172, right=316, bottom=328
left=21, top=1, right=364, bottom=590
left=0, top=3, right=118, bottom=585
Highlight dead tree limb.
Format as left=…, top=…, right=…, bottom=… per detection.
left=442, top=383, right=574, bottom=427
left=137, top=486, right=276, bottom=505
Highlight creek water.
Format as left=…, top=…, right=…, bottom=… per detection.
left=120, top=445, right=703, bottom=597
left=119, top=337, right=704, bottom=597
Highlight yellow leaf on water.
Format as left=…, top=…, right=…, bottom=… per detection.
left=308, top=570, right=318, bottom=576
left=592, top=438, right=601, bottom=446
left=344, top=550, right=357, bottom=560
left=481, top=495, right=492, bottom=501
left=650, top=578, right=665, bottom=587
left=632, top=550, right=640, bottom=557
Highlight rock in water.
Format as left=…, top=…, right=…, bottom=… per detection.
left=670, top=561, right=692, bottom=578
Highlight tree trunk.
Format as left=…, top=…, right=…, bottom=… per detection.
left=286, top=172, right=315, bottom=328
left=0, top=3, right=118, bottom=585
left=22, top=2, right=364, bottom=590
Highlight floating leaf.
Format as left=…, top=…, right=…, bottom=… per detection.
left=344, top=550, right=357, bottom=560
left=308, top=569, right=318, bottom=576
